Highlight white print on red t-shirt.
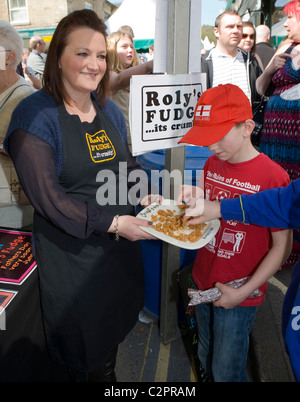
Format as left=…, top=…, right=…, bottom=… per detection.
left=212, top=186, right=231, bottom=201
left=206, top=228, right=246, bottom=259
left=219, top=228, right=246, bottom=253
left=205, top=172, right=261, bottom=196
left=205, top=183, right=233, bottom=201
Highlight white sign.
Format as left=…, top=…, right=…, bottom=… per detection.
left=129, top=73, right=206, bottom=156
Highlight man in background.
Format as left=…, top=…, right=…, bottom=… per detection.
left=26, top=36, right=46, bottom=82
left=255, top=25, right=276, bottom=69
left=201, top=10, right=262, bottom=107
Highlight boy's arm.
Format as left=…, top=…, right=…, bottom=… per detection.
left=214, top=229, right=293, bottom=309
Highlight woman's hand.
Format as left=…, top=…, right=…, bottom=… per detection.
left=119, top=215, right=157, bottom=241
left=256, top=52, right=292, bottom=95
left=266, top=52, right=291, bottom=75
left=109, top=215, right=156, bottom=241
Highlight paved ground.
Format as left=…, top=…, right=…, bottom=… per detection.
left=116, top=317, right=197, bottom=382
left=115, top=266, right=296, bottom=383
left=249, top=266, right=295, bottom=382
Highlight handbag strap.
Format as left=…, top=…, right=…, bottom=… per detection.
left=285, top=42, right=298, bottom=55
left=0, top=84, right=30, bottom=111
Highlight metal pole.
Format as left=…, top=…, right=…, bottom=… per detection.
left=159, top=0, right=191, bottom=344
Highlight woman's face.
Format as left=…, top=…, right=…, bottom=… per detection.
left=116, top=36, right=134, bottom=69
left=60, top=27, right=107, bottom=98
left=239, top=26, right=255, bottom=52
left=284, top=13, right=300, bottom=41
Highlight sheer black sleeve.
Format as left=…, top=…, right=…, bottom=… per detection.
left=9, top=130, right=114, bottom=238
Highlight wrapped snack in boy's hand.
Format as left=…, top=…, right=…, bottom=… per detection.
left=188, top=277, right=262, bottom=306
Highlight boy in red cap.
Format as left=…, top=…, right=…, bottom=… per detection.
left=178, top=84, right=292, bottom=382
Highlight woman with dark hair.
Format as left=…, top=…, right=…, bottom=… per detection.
left=4, top=9, right=155, bottom=381
left=239, top=21, right=264, bottom=70
left=238, top=21, right=264, bottom=147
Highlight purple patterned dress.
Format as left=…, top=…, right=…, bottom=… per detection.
left=260, top=42, right=300, bottom=267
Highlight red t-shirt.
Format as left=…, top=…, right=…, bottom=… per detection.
left=193, top=153, right=290, bottom=306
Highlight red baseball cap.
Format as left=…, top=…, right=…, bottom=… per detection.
left=178, top=84, right=253, bottom=146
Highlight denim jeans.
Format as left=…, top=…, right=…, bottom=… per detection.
left=195, top=302, right=257, bottom=382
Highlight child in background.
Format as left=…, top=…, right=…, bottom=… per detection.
left=177, top=84, right=292, bottom=382
left=107, top=31, right=152, bottom=153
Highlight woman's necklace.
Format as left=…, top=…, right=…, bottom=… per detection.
left=64, top=100, right=97, bottom=123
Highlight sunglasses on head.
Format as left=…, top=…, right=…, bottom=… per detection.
left=242, top=33, right=255, bottom=39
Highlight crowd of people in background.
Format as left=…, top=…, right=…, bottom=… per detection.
left=0, top=0, right=299, bottom=383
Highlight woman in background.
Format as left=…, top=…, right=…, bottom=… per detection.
left=256, top=0, right=300, bottom=268
left=0, top=20, right=35, bottom=229
left=239, top=21, right=264, bottom=70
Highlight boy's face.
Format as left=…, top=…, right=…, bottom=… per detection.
left=207, top=123, right=245, bottom=163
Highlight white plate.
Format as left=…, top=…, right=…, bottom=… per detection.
left=137, top=199, right=220, bottom=250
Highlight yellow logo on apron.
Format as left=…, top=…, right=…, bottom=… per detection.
left=86, top=130, right=116, bottom=163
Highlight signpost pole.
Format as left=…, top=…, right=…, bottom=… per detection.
left=159, top=0, right=191, bottom=344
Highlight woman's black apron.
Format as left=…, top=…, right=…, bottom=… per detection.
left=33, top=102, right=144, bottom=372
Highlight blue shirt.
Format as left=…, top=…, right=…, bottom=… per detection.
left=221, top=179, right=300, bottom=229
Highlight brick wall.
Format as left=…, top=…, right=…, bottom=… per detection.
left=0, top=0, right=113, bottom=30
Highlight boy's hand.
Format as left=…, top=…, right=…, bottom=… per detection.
left=177, top=184, right=204, bottom=206
left=213, top=282, right=245, bottom=309
left=177, top=185, right=205, bottom=223
left=177, top=185, right=222, bottom=225
left=140, top=194, right=163, bottom=207
left=177, top=184, right=204, bottom=221
left=185, top=200, right=221, bottom=225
